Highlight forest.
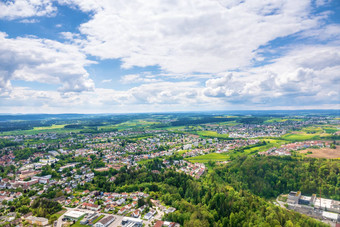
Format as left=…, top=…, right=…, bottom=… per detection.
left=215, top=156, right=340, bottom=200
left=78, top=163, right=330, bottom=226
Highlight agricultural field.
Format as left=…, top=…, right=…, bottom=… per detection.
left=264, top=118, right=303, bottom=123
left=186, top=152, right=229, bottom=163
left=99, top=120, right=160, bottom=131
left=298, top=146, right=340, bottom=159
left=282, top=133, right=322, bottom=141
left=194, top=130, right=229, bottom=139
left=0, top=124, right=81, bottom=136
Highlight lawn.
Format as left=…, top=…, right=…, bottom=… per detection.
left=186, top=152, right=229, bottom=163
left=92, top=215, right=105, bottom=224
left=71, top=217, right=87, bottom=227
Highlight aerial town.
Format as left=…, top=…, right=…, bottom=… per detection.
left=0, top=113, right=339, bottom=227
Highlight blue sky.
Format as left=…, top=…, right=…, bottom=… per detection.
left=0, top=0, right=339, bottom=113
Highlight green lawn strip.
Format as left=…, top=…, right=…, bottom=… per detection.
left=71, top=217, right=88, bottom=227
left=92, top=215, right=105, bottom=224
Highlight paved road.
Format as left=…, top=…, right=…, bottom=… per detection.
left=275, top=195, right=287, bottom=209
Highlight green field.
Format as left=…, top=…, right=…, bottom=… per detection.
left=264, top=118, right=303, bottom=123
left=33, top=124, right=66, bottom=130
left=71, top=217, right=87, bottom=227
left=99, top=120, right=160, bottom=131
left=194, top=131, right=229, bottom=139
left=186, top=153, right=229, bottom=163
left=281, top=133, right=320, bottom=141
left=322, top=127, right=339, bottom=134
left=0, top=124, right=81, bottom=136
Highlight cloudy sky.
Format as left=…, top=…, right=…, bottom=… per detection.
left=0, top=0, right=339, bottom=113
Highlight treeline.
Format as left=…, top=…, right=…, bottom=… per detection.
left=170, top=117, right=237, bottom=126
left=215, top=156, right=340, bottom=200
left=31, top=198, right=62, bottom=218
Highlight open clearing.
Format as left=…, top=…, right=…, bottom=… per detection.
left=299, top=146, right=340, bottom=159
left=186, top=152, right=229, bottom=163
left=195, top=130, right=229, bottom=139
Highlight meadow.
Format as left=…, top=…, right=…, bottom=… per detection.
left=194, top=130, right=230, bottom=139
left=186, top=152, right=229, bottom=163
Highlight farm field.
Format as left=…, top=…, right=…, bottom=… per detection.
left=194, top=130, right=229, bottom=139
left=298, top=146, right=340, bottom=159
left=186, top=152, right=229, bottom=163
left=264, top=118, right=303, bottom=123
left=281, top=133, right=322, bottom=141
left=99, top=120, right=159, bottom=131
left=0, top=125, right=81, bottom=136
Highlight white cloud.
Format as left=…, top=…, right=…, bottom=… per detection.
left=60, top=0, right=323, bottom=74
left=0, top=32, right=95, bottom=94
left=101, top=79, right=112, bottom=83
left=120, top=73, right=161, bottom=84
left=204, top=45, right=340, bottom=106
left=0, top=0, right=56, bottom=20
left=19, top=18, right=39, bottom=23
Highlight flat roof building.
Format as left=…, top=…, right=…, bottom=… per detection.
left=64, top=210, right=86, bottom=221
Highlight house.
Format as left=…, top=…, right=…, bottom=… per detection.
left=118, top=207, right=127, bottom=215
left=82, top=203, right=101, bottom=211
left=116, top=198, right=125, bottom=205
left=132, top=210, right=141, bottom=218
left=94, top=215, right=115, bottom=227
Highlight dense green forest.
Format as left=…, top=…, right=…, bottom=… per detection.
left=81, top=165, right=328, bottom=226
left=215, top=156, right=340, bottom=200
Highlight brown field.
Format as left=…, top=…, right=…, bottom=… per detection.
left=299, top=146, right=340, bottom=159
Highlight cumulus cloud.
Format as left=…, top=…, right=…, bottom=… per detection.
left=0, top=32, right=95, bottom=94
left=0, top=0, right=56, bottom=20
left=59, top=0, right=323, bottom=74
left=204, top=45, right=340, bottom=106
left=120, top=73, right=161, bottom=84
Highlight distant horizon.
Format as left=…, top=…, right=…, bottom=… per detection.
left=0, top=109, right=339, bottom=116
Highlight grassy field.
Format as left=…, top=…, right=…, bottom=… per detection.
left=322, top=127, right=339, bottom=134
left=33, top=124, right=66, bottom=130
left=264, top=118, right=303, bottom=123
left=281, top=133, right=320, bottom=141
left=99, top=120, right=160, bottom=131
left=0, top=124, right=81, bottom=136
left=194, top=131, right=229, bottom=139
left=217, top=121, right=240, bottom=126
left=186, top=152, right=229, bottom=163
left=137, top=159, right=152, bottom=165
